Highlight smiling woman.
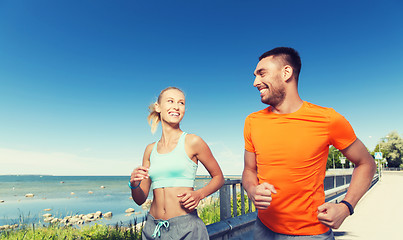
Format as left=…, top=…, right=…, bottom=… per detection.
left=147, top=87, right=185, bottom=134
left=128, top=87, right=224, bottom=239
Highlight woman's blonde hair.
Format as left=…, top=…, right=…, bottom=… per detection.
left=147, top=87, right=185, bottom=134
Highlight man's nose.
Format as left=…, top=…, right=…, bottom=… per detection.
left=253, top=76, right=260, bottom=87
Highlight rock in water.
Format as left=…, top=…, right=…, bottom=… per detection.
left=125, top=208, right=135, bottom=213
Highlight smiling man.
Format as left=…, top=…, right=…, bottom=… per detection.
left=242, top=47, right=376, bottom=240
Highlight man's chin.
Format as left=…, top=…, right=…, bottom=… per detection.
left=260, top=98, right=271, bottom=105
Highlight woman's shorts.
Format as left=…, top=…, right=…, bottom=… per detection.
left=142, top=210, right=209, bottom=239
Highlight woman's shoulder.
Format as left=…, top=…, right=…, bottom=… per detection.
left=185, top=133, right=206, bottom=147
left=144, top=142, right=157, bottom=153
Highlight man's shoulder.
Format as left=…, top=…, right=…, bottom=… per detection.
left=246, top=107, right=271, bottom=118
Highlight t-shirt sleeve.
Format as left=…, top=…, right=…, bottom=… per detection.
left=244, top=115, right=255, bottom=152
left=329, top=109, right=357, bottom=150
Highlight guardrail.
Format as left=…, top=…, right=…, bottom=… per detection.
left=207, top=174, right=379, bottom=240
left=383, top=168, right=402, bottom=171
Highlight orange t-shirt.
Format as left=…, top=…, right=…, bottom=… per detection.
left=244, top=101, right=356, bottom=235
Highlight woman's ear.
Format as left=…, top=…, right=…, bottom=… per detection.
left=154, top=102, right=161, bottom=113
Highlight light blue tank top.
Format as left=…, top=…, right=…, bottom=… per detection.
left=148, top=132, right=198, bottom=189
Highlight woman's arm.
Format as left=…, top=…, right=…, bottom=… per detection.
left=129, top=143, right=153, bottom=205
left=178, top=134, right=224, bottom=211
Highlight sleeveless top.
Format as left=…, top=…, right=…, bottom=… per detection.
left=148, top=132, right=198, bottom=189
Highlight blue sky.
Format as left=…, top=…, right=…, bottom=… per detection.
left=1, top=0, right=402, bottom=175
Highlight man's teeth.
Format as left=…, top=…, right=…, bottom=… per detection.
left=260, top=88, right=268, bottom=94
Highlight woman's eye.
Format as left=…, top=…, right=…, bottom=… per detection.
left=179, top=102, right=185, bottom=105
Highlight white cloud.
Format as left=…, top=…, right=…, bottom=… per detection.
left=196, top=142, right=243, bottom=176
left=0, top=148, right=135, bottom=176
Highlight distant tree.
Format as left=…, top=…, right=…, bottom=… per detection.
left=327, top=146, right=350, bottom=169
left=374, top=131, right=403, bottom=168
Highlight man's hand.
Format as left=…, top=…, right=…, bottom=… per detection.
left=251, top=182, right=277, bottom=209
left=317, top=202, right=350, bottom=229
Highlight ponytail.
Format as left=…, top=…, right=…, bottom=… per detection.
left=147, top=102, right=160, bottom=134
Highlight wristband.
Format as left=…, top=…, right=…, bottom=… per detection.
left=340, top=200, right=354, bottom=215
left=128, top=181, right=141, bottom=190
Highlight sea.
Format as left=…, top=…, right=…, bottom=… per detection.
left=0, top=175, right=214, bottom=227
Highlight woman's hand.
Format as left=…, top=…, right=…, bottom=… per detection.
left=177, top=190, right=204, bottom=211
left=130, top=166, right=149, bottom=188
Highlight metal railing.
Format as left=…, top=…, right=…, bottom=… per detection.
left=208, top=179, right=254, bottom=240
left=207, top=173, right=379, bottom=240
left=219, top=179, right=252, bottom=221
left=383, top=167, right=402, bottom=171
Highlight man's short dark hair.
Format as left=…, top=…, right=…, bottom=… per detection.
left=259, top=47, right=302, bottom=81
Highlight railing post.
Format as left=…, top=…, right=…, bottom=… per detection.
left=232, top=184, right=237, bottom=217
left=333, top=175, right=336, bottom=188
left=220, top=183, right=231, bottom=220
left=248, top=196, right=252, bottom=213
left=240, top=183, right=245, bottom=215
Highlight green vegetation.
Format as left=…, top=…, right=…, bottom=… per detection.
left=199, top=193, right=255, bottom=225
left=199, top=198, right=220, bottom=225
left=0, top=222, right=143, bottom=240
left=372, top=131, right=403, bottom=168
left=326, top=146, right=353, bottom=169
left=327, top=131, right=403, bottom=169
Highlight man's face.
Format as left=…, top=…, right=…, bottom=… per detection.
left=253, top=56, right=286, bottom=106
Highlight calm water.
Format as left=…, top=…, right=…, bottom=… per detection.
left=0, top=175, right=212, bottom=226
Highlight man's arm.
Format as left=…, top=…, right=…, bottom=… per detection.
left=317, top=138, right=376, bottom=228
left=242, top=150, right=276, bottom=209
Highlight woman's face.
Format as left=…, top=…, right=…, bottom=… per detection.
left=156, top=89, right=186, bottom=125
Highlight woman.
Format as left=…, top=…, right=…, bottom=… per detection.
left=129, top=87, right=224, bottom=239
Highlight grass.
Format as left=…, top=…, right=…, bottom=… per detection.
left=199, top=193, right=255, bottom=225
left=0, top=221, right=144, bottom=240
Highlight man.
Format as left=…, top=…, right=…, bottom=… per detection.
left=242, top=47, right=376, bottom=239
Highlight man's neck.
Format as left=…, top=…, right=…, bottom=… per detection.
left=271, top=98, right=304, bottom=114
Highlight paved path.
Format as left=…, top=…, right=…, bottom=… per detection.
left=334, top=171, right=403, bottom=240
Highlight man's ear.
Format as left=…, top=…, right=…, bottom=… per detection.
left=283, top=65, right=294, bottom=82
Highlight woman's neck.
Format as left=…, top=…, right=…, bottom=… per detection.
left=159, top=124, right=182, bottom=146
